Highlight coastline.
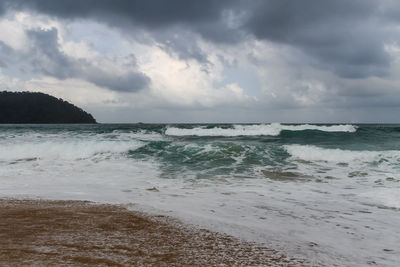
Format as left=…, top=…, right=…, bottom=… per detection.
left=0, top=198, right=309, bottom=266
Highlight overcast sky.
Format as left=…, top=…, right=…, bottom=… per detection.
left=0, top=0, right=400, bottom=123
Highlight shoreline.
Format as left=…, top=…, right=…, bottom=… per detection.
left=0, top=198, right=309, bottom=266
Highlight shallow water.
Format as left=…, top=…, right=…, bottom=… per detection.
left=0, top=123, right=399, bottom=265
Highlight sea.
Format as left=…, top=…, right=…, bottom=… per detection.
left=0, top=123, right=399, bottom=266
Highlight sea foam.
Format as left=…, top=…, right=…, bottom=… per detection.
left=0, top=130, right=152, bottom=161
left=0, top=140, right=144, bottom=161
left=165, top=123, right=357, bottom=137
left=284, top=144, right=400, bottom=163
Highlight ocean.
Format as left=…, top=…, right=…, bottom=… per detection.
left=0, top=123, right=399, bottom=265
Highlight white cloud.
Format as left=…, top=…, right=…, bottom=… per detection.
left=0, top=12, right=64, bottom=51
left=0, top=14, right=28, bottom=51
left=140, top=46, right=250, bottom=107
left=0, top=72, right=119, bottom=108
left=61, top=40, right=100, bottom=60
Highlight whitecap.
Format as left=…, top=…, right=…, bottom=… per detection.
left=284, top=144, right=400, bottom=163
left=165, top=123, right=357, bottom=137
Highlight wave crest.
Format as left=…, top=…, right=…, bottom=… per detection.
left=284, top=144, right=400, bottom=163
left=165, top=123, right=357, bottom=137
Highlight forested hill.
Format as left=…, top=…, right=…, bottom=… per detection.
left=0, top=91, right=96, bottom=123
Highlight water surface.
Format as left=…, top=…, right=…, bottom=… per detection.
left=1, top=123, right=399, bottom=265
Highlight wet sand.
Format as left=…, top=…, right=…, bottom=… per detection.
left=0, top=199, right=309, bottom=266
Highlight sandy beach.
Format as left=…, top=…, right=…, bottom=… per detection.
left=0, top=199, right=309, bottom=266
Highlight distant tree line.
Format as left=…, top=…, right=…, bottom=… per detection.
left=0, top=91, right=96, bottom=123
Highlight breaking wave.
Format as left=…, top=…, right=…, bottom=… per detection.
left=0, top=138, right=145, bottom=162
left=165, top=123, right=357, bottom=137
left=284, top=144, right=400, bottom=163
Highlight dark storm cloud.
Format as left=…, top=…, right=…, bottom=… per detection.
left=6, top=0, right=236, bottom=39
left=2, top=0, right=399, bottom=79
left=17, top=28, right=150, bottom=92
left=242, top=0, right=393, bottom=78
left=27, top=29, right=74, bottom=79
left=154, top=29, right=210, bottom=63
left=4, top=0, right=241, bottom=62
left=0, top=2, right=4, bottom=15
left=14, top=0, right=227, bottom=26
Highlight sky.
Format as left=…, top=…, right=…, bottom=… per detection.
left=0, top=0, right=400, bottom=123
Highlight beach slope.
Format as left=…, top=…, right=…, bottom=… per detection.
left=0, top=199, right=307, bottom=266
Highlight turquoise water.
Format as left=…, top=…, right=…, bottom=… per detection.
left=0, top=123, right=399, bottom=265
